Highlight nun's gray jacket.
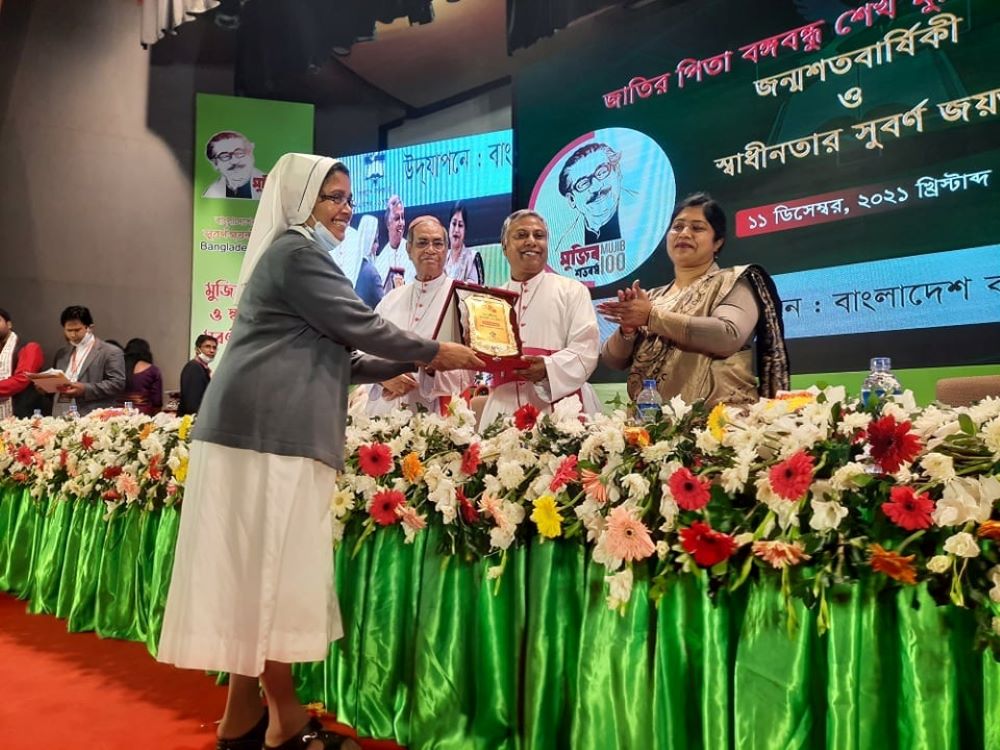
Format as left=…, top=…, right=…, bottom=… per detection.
left=193, top=230, right=439, bottom=470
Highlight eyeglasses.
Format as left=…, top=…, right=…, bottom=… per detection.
left=570, top=154, right=621, bottom=193
left=318, top=192, right=355, bottom=209
left=413, top=238, right=446, bottom=250
left=212, top=148, right=250, bottom=162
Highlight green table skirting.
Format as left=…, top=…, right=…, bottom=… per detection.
left=2, top=485, right=999, bottom=750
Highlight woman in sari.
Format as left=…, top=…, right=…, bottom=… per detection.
left=598, top=192, right=789, bottom=407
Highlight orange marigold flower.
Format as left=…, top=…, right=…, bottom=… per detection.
left=869, top=543, right=917, bottom=585
left=977, top=520, right=1000, bottom=542
left=623, top=426, right=650, bottom=448
left=401, top=452, right=425, bottom=482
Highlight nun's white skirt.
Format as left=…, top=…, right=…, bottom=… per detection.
left=157, top=440, right=342, bottom=677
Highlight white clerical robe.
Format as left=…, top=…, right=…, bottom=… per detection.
left=372, top=239, right=416, bottom=288
left=479, top=271, right=601, bottom=428
left=365, top=273, right=472, bottom=416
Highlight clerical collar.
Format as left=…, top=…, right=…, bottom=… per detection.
left=508, top=271, right=544, bottom=289
left=414, top=273, right=448, bottom=289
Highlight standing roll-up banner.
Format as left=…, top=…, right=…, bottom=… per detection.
left=191, top=93, right=314, bottom=357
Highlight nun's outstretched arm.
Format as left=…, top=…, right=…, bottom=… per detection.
left=282, top=243, right=440, bottom=366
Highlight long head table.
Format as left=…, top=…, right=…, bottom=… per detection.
left=2, top=485, right=998, bottom=750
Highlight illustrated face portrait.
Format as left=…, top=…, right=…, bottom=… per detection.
left=564, top=148, right=622, bottom=231
left=210, top=135, right=255, bottom=189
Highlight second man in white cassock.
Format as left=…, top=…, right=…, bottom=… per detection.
left=478, top=209, right=602, bottom=427
left=365, top=215, right=473, bottom=416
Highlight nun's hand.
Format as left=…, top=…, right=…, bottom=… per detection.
left=427, top=342, right=484, bottom=372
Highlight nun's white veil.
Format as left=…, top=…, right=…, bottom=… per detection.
left=356, top=214, right=379, bottom=263
left=236, top=153, right=342, bottom=302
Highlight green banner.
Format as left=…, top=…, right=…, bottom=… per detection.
left=191, top=94, right=314, bottom=356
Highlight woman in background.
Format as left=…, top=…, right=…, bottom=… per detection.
left=122, top=337, right=162, bottom=415
left=443, top=202, right=484, bottom=285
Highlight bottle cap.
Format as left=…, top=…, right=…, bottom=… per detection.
left=642, top=379, right=656, bottom=389
left=870, top=357, right=891, bottom=371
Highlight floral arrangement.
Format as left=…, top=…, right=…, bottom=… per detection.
left=336, top=388, right=1000, bottom=653
left=0, top=409, right=191, bottom=512
left=2, top=388, right=1000, bottom=651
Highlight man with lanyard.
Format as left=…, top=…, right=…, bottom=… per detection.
left=51, top=305, right=126, bottom=417
left=0, top=307, right=45, bottom=418
left=478, top=209, right=602, bottom=428
left=178, top=334, right=218, bottom=416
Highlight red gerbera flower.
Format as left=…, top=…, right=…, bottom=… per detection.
left=768, top=451, right=814, bottom=501
left=867, top=415, right=922, bottom=474
left=102, top=465, right=123, bottom=480
left=370, top=490, right=405, bottom=526
left=513, top=403, right=540, bottom=431
left=461, top=443, right=481, bottom=475
left=148, top=454, right=162, bottom=481
left=880, top=486, right=934, bottom=531
left=456, top=487, right=478, bottom=524
left=358, top=442, right=393, bottom=477
left=549, top=455, right=579, bottom=492
left=668, top=467, right=711, bottom=511
left=81, top=433, right=95, bottom=450
left=15, top=445, right=35, bottom=466
left=680, top=521, right=737, bottom=567
left=59, top=449, right=69, bottom=468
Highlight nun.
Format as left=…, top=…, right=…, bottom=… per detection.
left=157, top=153, right=481, bottom=750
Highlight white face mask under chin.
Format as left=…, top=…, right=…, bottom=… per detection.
left=197, top=352, right=214, bottom=364
left=71, top=331, right=94, bottom=349
left=309, top=215, right=342, bottom=252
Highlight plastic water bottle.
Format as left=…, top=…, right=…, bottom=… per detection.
left=635, top=379, right=663, bottom=423
left=124, top=400, right=134, bottom=414
left=860, top=357, right=902, bottom=407
left=67, top=403, right=79, bottom=420
left=32, top=409, right=42, bottom=418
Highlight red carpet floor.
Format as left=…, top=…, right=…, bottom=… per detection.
left=0, top=593, right=403, bottom=750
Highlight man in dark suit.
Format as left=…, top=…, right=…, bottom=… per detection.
left=50, top=305, right=126, bottom=417
left=177, top=334, right=217, bottom=416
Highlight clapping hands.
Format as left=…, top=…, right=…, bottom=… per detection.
left=596, top=280, right=652, bottom=333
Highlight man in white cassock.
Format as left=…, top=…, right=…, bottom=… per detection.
left=365, top=216, right=473, bottom=416
left=478, top=209, right=602, bottom=428
left=372, top=194, right=416, bottom=290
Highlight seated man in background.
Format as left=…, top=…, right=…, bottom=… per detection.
left=479, top=210, right=602, bottom=427
left=0, top=307, right=46, bottom=418
left=364, top=216, right=472, bottom=416
left=178, top=334, right=217, bottom=417
left=50, top=305, right=126, bottom=417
